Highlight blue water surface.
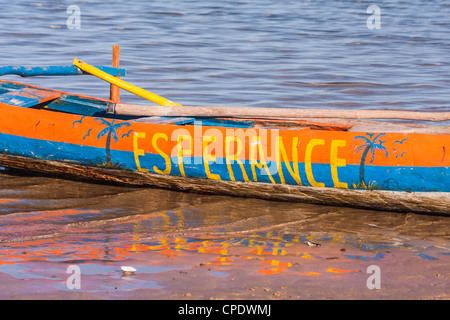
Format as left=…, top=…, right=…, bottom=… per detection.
left=0, top=0, right=449, bottom=111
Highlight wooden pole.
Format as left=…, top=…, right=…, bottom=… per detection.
left=112, top=103, right=450, bottom=122
left=110, top=45, right=120, bottom=103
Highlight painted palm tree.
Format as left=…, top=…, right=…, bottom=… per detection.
left=95, top=118, right=131, bottom=166
left=354, top=133, right=389, bottom=187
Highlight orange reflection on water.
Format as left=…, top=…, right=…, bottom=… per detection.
left=0, top=199, right=22, bottom=204
left=0, top=206, right=407, bottom=285
left=326, top=268, right=361, bottom=274
left=258, top=267, right=286, bottom=276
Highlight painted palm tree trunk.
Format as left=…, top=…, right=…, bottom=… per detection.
left=354, top=133, right=389, bottom=187
left=105, top=128, right=113, bottom=164
left=359, top=146, right=371, bottom=185
left=95, top=118, right=131, bottom=166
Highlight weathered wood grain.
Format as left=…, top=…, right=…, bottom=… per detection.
left=112, top=102, right=450, bottom=122
left=1, top=153, right=448, bottom=216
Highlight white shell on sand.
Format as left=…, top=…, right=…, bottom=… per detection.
left=121, top=266, right=137, bottom=273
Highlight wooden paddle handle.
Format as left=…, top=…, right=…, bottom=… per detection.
left=110, top=103, right=450, bottom=122
left=73, top=58, right=181, bottom=107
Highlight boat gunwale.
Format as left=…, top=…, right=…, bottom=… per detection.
left=1, top=79, right=449, bottom=134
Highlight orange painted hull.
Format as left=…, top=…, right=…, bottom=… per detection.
left=0, top=79, right=448, bottom=214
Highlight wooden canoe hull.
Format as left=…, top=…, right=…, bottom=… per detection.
left=0, top=153, right=448, bottom=215
left=0, top=80, right=449, bottom=215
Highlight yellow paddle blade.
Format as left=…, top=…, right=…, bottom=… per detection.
left=73, top=58, right=182, bottom=107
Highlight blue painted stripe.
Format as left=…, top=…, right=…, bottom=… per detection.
left=0, top=132, right=448, bottom=192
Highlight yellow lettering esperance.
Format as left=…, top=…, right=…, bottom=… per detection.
left=132, top=132, right=348, bottom=188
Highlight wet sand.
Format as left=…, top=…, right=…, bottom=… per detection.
left=0, top=241, right=448, bottom=300
left=0, top=173, right=448, bottom=300
left=0, top=194, right=449, bottom=300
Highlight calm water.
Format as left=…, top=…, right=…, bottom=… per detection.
left=0, top=0, right=449, bottom=299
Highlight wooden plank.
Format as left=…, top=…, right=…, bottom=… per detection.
left=220, top=117, right=352, bottom=131
left=133, top=116, right=196, bottom=125
left=0, top=88, right=61, bottom=107
left=48, top=95, right=108, bottom=115
left=112, top=103, right=450, bottom=122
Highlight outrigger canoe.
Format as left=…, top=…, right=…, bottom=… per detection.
left=0, top=52, right=449, bottom=215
